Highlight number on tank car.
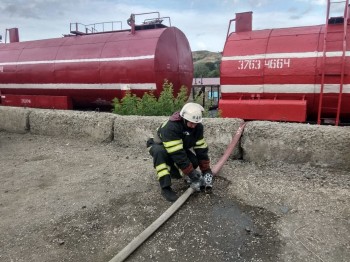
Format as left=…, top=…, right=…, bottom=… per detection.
left=21, top=99, right=31, bottom=104
left=264, top=58, right=291, bottom=69
left=238, top=59, right=261, bottom=70
left=238, top=58, right=291, bottom=70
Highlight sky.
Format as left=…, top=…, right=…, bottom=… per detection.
left=0, top=0, right=347, bottom=52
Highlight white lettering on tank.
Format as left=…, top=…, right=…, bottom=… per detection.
left=21, top=99, right=31, bottom=104
left=237, top=58, right=291, bottom=70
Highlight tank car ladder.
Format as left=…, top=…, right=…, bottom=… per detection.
left=317, top=0, right=349, bottom=125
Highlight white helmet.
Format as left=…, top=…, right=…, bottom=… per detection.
left=180, top=102, right=204, bottom=123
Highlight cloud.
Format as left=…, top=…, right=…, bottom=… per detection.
left=168, top=10, right=231, bottom=51
left=0, top=0, right=336, bottom=51
left=247, top=0, right=270, bottom=8
left=1, top=0, right=83, bottom=19
left=296, top=0, right=326, bottom=6
left=3, top=3, right=40, bottom=19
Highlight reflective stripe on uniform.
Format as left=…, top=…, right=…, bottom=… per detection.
left=156, top=163, right=168, bottom=172
left=163, top=139, right=183, bottom=153
left=194, top=138, right=208, bottom=149
left=157, top=169, right=170, bottom=178
left=156, top=163, right=170, bottom=179
left=161, top=120, right=169, bottom=128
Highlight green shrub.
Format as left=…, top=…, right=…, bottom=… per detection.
left=174, top=86, right=189, bottom=111
left=112, top=80, right=189, bottom=116
left=113, top=92, right=140, bottom=115
left=139, top=92, right=158, bottom=116
left=157, top=80, right=175, bottom=115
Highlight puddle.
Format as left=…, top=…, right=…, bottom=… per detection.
left=40, top=179, right=282, bottom=262
left=130, top=184, right=282, bottom=262
left=210, top=198, right=255, bottom=254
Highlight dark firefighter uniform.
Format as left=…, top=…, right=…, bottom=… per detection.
left=148, top=111, right=211, bottom=189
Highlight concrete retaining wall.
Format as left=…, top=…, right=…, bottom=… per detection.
left=1, top=106, right=349, bottom=170
left=0, top=106, right=30, bottom=133
left=200, top=118, right=244, bottom=158
left=113, top=115, right=167, bottom=148
left=29, top=109, right=117, bottom=142
left=113, top=115, right=243, bottom=157
left=241, top=121, right=350, bottom=170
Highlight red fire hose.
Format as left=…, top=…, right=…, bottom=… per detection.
left=109, top=121, right=246, bottom=262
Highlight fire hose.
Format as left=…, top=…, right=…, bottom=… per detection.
left=108, top=122, right=246, bottom=262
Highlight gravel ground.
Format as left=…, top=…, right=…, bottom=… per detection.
left=0, top=131, right=349, bottom=262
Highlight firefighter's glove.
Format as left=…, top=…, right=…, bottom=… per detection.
left=188, top=169, right=202, bottom=192
left=146, top=138, right=154, bottom=148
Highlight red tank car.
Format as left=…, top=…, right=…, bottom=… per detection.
left=220, top=1, right=350, bottom=125
left=0, top=12, right=193, bottom=110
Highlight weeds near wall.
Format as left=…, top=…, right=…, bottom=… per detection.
left=112, top=80, right=188, bottom=116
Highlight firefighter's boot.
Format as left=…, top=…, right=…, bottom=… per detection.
left=161, top=187, right=178, bottom=202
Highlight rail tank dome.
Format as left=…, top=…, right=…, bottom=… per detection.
left=220, top=6, right=350, bottom=125
left=0, top=12, right=193, bottom=109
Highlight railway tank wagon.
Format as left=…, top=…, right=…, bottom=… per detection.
left=220, top=2, right=350, bottom=125
left=0, top=12, right=193, bottom=110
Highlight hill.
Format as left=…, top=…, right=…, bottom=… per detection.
left=192, top=50, right=222, bottom=78
left=192, top=50, right=222, bottom=64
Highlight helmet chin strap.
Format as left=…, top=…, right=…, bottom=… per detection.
left=183, top=119, right=196, bottom=129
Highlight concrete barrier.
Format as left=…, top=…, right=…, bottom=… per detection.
left=0, top=106, right=30, bottom=133
left=1, top=106, right=349, bottom=170
left=113, top=115, right=167, bottom=148
left=113, top=116, right=243, bottom=158
left=29, top=109, right=117, bottom=142
left=242, top=121, right=350, bottom=170
left=201, top=118, right=244, bottom=158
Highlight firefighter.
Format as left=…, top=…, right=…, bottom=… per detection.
left=147, top=102, right=213, bottom=202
